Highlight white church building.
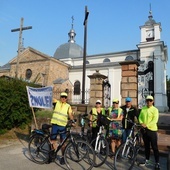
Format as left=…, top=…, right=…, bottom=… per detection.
left=53, top=10, right=168, bottom=112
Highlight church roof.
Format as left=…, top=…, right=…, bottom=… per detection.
left=0, top=63, right=10, bottom=71
left=53, top=77, right=68, bottom=84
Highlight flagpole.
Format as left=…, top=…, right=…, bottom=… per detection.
left=31, top=107, right=38, bottom=129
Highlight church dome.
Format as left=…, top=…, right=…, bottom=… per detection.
left=54, top=42, right=83, bottom=59
left=145, top=10, right=156, bottom=26
left=53, top=18, right=83, bottom=60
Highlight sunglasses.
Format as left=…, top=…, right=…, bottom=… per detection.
left=96, top=102, right=101, bottom=104
left=113, top=102, right=118, bottom=104
left=146, top=99, right=153, bottom=102
left=61, top=96, right=67, bottom=99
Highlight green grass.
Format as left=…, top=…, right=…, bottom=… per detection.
left=35, top=109, right=53, bottom=118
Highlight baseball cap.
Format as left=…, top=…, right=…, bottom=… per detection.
left=125, top=97, right=132, bottom=102
left=96, top=100, right=101, bottom=104
left=112, top=98, right=119, bottom=103
left=60, top=92, right=68, bottom=97
left=146, top=95, right=154, bottom=100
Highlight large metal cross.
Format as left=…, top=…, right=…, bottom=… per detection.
left=11, top=17, right=32, bottom=78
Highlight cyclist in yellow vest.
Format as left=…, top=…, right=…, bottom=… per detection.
left=89, top=100, right=105, bottom=142
left=108, top=98, right=123, bottom=157
left=50, top=92, right=74, bottom=165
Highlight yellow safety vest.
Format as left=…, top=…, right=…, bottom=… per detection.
left=92, top=107, right=105, bottom=128
left=51, top=101, right=70, bottom=126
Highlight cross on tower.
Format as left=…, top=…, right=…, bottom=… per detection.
left=71, top=16, right=74, bottom=29
left=11, top=17, right=32, bottom=78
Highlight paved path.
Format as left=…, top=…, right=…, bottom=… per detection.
left=0, top=139, right=169, bottom=170
left=0, top=113, right=169, bottom=170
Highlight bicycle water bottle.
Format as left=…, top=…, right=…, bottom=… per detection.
left=81, top=118, right=85, bottom=126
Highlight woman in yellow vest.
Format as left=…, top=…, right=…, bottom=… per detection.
left=89, top=100, right=105, bottom=142
left=50, top=92, right=74, bottom=165
left=108, top=98, right=123, bottom=157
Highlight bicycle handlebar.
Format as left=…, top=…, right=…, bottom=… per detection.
left=125, top=118, right=143, bottom=128
left=81, top=113, right=97, bottom=123
left=82, top=113, right=88, bottom=117
left=66, top=119, right=77, bottom=128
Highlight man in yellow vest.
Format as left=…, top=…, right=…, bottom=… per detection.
left=50, top=92, right=74, bottom=165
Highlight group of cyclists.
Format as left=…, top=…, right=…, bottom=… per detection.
left=89, top=96, right=160, bottom=170
left=50, top=92, right=160, bottom=170
left=89, top=97, right=138, bottom=157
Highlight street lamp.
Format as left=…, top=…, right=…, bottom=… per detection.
left=82, top=6, right=89, bottom=104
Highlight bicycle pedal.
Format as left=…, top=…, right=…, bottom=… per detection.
left=49, top=150, right=56, bottom=158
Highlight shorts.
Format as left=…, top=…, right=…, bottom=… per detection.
left=50, top=124, right=66, bottom=140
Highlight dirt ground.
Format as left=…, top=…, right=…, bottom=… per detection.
left=0, top=126, right=31, bottom=148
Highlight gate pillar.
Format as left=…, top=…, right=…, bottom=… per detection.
left=88, top=70, right=107, bottom=106
left=119, top=61, right=139, bottom=107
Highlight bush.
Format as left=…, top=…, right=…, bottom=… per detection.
left=0, top=78, right=41, bottom=131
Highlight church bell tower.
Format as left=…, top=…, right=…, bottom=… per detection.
left=140, top=10, right=162, bottom=43
left=137, top=7, right=168, bottom=112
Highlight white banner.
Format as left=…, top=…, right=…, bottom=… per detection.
left=26, top=86, right=53, bottom=109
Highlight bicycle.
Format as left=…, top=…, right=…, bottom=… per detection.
left=114, top=118, right=144, bottom=170
left=75, top=113, right=93, bottom=143
left=28, top=119, right=95, bottom=170
left=90, top=114, right=114, bottom=167
left=75, top=113, right=110, bottom=167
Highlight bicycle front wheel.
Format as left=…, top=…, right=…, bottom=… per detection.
left=28, top=134, right=50, bottom=164
left=114, top=143, right=136, bottom=170
left=91, top=137, right=109, bottom=167
left=64, top=139, right=95, bottom=170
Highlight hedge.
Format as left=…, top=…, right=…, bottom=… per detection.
left=0, top=78, right=40, bottom=134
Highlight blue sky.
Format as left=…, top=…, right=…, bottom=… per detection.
left=0, top=0, right=170, bottom=77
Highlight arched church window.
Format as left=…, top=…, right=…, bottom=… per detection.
left=125, top=55, right=134, bottom=61
left=74, top=81, right=80, bottom=95
left=25, top=69, right=32, bottom=79
left=103, top=58, right=110, bottom=63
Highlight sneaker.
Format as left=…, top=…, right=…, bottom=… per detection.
left=60, top=157, right=65, bottom=165
left=109, top=152, right=115, bottom=159
left=49, top=150, right=56, bottom=159
left=46, top=150, right=55, bottom=164
left=155, top=163, right=160, bottom=170
left=139, top=159, right=149, bottom=166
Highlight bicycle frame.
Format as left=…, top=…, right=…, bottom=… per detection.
left=79, top=113, right=95, bottom=142
left=94, top=125, right=106, bottom=152
left=121, top=121, right=142, bottom=157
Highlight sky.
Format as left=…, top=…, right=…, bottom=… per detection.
left=0, top=0, right=170, bottom=77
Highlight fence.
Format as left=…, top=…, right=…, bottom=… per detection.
left=53, top=89, right=90, bottom=104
